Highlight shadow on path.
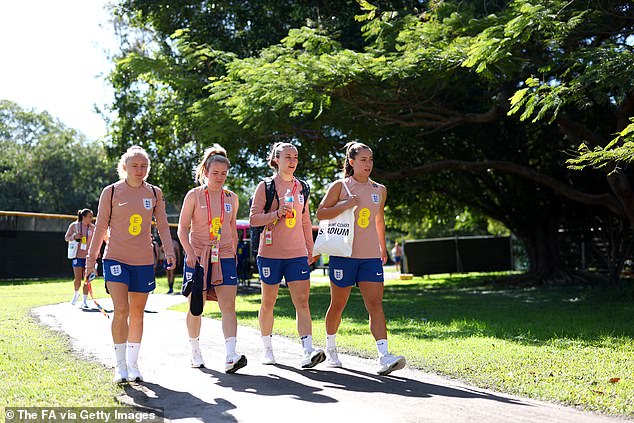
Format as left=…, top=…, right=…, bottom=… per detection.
left=122, top=381, right=238, bottom=422
left=276, top=364, right=529, bottom=407
left=198, top=367, right=337, bottom=403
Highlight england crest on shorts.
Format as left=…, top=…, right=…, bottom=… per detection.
left=110, top=264, right=122, bottom=277
left=333, top=269, right=344, bottom=281
left=143, top=198, right=153, bottom=210
left=185, top=271, right=193, bottom=281
left=371, top=193, right=380, bottom=204
left=224, top=203, right=232, bottom=213
left=262, top=267, right=271, bottom=278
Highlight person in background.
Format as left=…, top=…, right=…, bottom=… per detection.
left=249, top=142, right=325, bottom=369
left=177, top=144, right=247, bottom=373
left=316, top=142, right=406, bottom=375
left=391, top=241, right=403, bottom=273
left=86, top=145, right=176, bottom=383
left=64, top=208, right=94, bottom=309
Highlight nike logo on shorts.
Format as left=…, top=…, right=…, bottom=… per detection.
left=230, top=276, right=237, bottom=279
left=118, top=202, right=128, bottom=206
left=301, top=270, right=308, bottom=274
left=148, top=281, right=153, bottom=285
left=376, top=272, right=383, bottom=276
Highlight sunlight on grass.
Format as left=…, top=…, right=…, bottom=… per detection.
left=0, top=279, right=124, bottom=408
left=2, top=272, right=633, bottom=416
left=171, top=272, right=634, bottom=416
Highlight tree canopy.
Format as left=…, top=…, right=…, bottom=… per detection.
left=106, top=0, right=634, bottom=282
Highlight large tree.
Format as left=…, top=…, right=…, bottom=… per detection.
left=204, top=0, right=633, bottom=282
left=107, top=0, right=633, bottom=282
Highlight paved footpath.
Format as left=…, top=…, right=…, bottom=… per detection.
left=34, top=292, right=628, bottom=423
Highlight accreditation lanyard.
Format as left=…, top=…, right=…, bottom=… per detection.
left=205, top=188, right=225, bottom=262
left=78, top=222, right=87, bottom=248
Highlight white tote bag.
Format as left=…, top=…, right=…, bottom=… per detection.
left=67, top=241, right=79, bottom=259
left=313, top=181, right=355, bottom=258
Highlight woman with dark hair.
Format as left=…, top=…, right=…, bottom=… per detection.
left=316, top=142, right=406, bottom=375
left=64, top=208, right=94, bottom=308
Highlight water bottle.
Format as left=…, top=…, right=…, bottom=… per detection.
left=284, top=188, right=294, bottom=218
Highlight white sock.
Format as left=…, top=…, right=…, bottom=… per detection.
left=127, top=342, right=141, bottom=366
left=376, top=339, right=389, bottom=357
left=300, top=335, right=313, bottom=353
left=114, top=343, right=126, bottom=365
left=326, top=334, right=337, bottom=350
left=262, top=335, right=273, bottom=349
left=225, top=337, right=237, bottom=355
left=73, top=291, right=79, bottom=297
left=189, top=337, right=200, bottom=352
left=82, top=294, right=88, bottom=303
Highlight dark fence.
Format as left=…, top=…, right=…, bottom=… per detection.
left=403, top=236, right=514, bottom=276
left=0, top=212, right=75, bottom=278
left=0, top=212, right=182, bottom=279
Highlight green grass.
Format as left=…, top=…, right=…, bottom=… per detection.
left=173, top=272, right=634, bottom=416
left=2, top=272, right=633, bottom=417
left=0, top=278, right=125, bottom=410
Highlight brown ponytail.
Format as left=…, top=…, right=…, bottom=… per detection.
left=342, top=142, right=372, bottom=177
left=267, top=142, right=296, bottom=171
left=194, top=144, right=230, bottom=185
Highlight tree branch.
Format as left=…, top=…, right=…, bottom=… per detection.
left=374, top=159, right=624, bottom=217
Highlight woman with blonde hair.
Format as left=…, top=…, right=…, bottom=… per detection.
left=86, top=145, right=176, bottom=382
left=177, top=144, right=247, bottom=373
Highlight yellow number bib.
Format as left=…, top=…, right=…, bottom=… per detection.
left=285, top=209, right=297, bottom=229
left=357, top=208, right=371, bottom=228
left=129, top=214, right=142, bottom=236
left=210, top=217, right=222, bottom=238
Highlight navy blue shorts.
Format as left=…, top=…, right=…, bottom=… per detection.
left=71, top=257, right=86, bottom=268
left=328, top=256, right=384, bottom=288
left=257, top=256, right=310, bottom=285
left=103, top=259, right=155, bottom=293
left=182, top=257, right=238, bottom=296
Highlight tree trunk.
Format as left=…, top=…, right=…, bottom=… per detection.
left=515, top=219, right=569, bottom=283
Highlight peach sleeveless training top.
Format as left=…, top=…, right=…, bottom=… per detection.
left=249, top=175, right=313, bottom=259
left=87, top=180, right=174, bottom=268
left=184, top=186, right=238, bottom=259
left=338, top=177, right=384, bottom=259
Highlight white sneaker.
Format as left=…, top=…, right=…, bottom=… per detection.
left=261, top=347, right=276, bottom=365
left=225, top=353, right=247, bottom=374
left=191, top=349, right=205, bottom=368
left=127, top=362, right=143, bottom=382
left=326, top=347, right=342, bottom=368
left=376, top=354, right=406, bottom=376
left=301, top=348, right=326, bottom=369
left=71, top=293, right=79, bottom=306
left=81, top=302, right=89, bottom=309
left=113, top=361, right=128, bottom=383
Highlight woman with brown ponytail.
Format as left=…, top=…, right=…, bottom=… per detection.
left=177, top=144, right=247, bottom=374
left=316, top=142, right=406, bottom=375
left=64, top=208, right=94, bottom=308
